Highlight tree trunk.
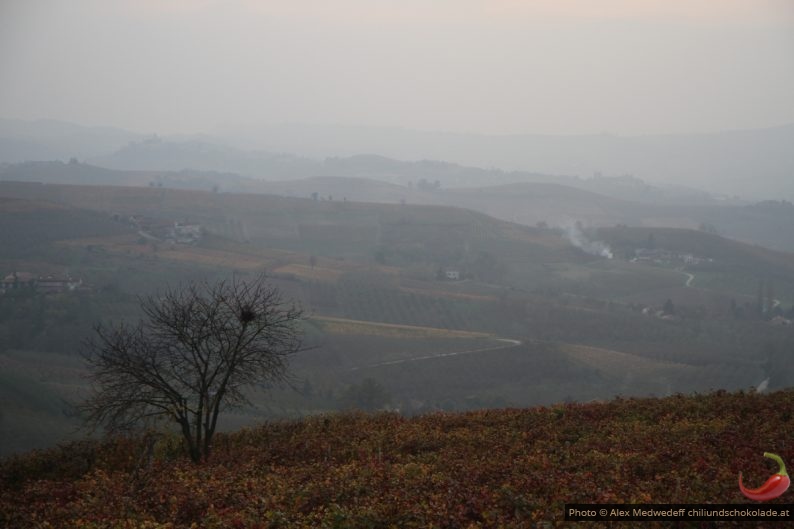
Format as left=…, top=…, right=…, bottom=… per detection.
left=178, top=417, right=200, bottom=463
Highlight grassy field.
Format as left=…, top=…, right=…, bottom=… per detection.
left=314, top=316, right=492, bottom=339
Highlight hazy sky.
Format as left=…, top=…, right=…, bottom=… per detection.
left=1, top=0, right=792, bottom=136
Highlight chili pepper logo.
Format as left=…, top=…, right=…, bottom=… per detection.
left=738, top=452, right=790, bottom=501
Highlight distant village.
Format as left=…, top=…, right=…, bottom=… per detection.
left=1, top=272, right=85, bottom=295
left=126, top=215, right=203, bottom=245
left=1, top=216, right=204, bottom=297
left=631, top=248, right=713, bottom=266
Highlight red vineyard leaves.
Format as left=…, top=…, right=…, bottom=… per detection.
left=1, top=389, right=793, bottom=528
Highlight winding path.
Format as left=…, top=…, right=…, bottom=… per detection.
left=675, top=267, right=695, bottom=288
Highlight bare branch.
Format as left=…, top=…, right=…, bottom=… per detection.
left=81, top=273, right=304, bottom=462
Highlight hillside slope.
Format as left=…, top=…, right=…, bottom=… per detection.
left=1, top=182, right=793, bottom=459
left=2, top=390, right=793, bottom=528
left=0, top=196, right=134, bottom=257
left=5, top=161, right=794, bottom=252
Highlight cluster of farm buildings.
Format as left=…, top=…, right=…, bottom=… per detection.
left=0, top=272, right=85, bottom=295
left=127, top=215, right=203, bottom=245
left=631, top=248, right=712, bottom=266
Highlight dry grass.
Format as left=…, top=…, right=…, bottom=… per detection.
left=57, top=235, right=269, bottom=270
left=0, top=198, right=68, bottom=213
left=56, top=233, right=138, bottom=248
left=158, top=247, right=266, bottom=270
left=313, top=315, right=492, bottom=339
left=272, top=264, right=343, bottom=282
left=398, top=286, right=498, bottom=302
left=564, top=343, right=693, bottom=377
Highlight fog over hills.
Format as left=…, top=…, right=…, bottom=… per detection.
left=213, top=122, right=794, bottom=202
left=3, top=158, right=794, bottom=253
left=2, top=118, right=793, bottom=253
left=4, top=3, right=794, bottom=516
left=1, top=118, right=792, bottom=202
left=0, top=118, right=144, bottom=163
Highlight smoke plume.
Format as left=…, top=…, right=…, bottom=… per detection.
left=564, top=223, right=613, bottom=259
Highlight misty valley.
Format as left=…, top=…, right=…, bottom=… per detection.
left=1, top=170, right=793, bottom=457
left=2, top=2, right=794, bottom=523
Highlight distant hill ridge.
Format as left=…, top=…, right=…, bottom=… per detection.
left=214, top=121, right=794, bottom=201
left=1, top=180, right=792, bottom=273
left=2, top=163, right=794, bottom=253
left=91, top=137, right=727, bottom=205
left=3, top=118, right=792, bottom=201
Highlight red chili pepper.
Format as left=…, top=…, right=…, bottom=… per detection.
left=739, top=452, right=790, bottom=501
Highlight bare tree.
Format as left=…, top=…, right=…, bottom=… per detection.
left=81, top=274, right=304, bottom=462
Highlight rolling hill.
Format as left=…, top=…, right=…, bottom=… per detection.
left=1, top=182, right=793, bottom=457
left=214, top=121, right=794, bottom=201
left=1, top=180, right=792, bottom=304
left=4, top=160, right=794, bottom=253
left=4, top=118, right=792, bottom=203
left=0, top=118, right=143, bottom=163
left=3, top=390, right=794, bottom=528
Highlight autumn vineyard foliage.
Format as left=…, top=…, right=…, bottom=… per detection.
left=3, top=390, right=794, bottom=528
